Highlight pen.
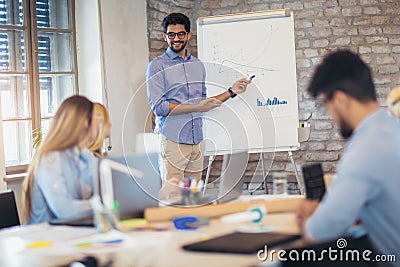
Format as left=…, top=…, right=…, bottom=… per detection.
left=179, top=179, right=184, bottom=189
left=250, top=75, right=255, bottom=80
left=99, top=238, right=123, bottom=244
left=197, top=180, right=204, bottom=193
left=75, top=238, right=123, bottom=248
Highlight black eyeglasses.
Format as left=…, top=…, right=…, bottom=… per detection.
left=166, top=31, right=188, bottom=40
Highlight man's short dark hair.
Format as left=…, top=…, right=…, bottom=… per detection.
left=307, top=49, right=376, bottom=102
left=162, top=13, right=190, bottom=33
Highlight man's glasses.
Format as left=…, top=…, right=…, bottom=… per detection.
left=166, top=31, right=188, bottom=40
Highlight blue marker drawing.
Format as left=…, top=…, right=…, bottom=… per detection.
left=257, top=97, right=288, bottom=106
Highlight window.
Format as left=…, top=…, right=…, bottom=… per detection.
left=0, top=0, right=77, bottom=172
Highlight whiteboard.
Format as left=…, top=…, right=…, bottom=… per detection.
left=197, top=9, right=299, bottom=155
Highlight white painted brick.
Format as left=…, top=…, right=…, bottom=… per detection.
left=363, top=6, right=381, bottom=15
left=378, top=65, right=399, bottom=74
left=308, top=142, right=326, bottom=151
left=327, top=143, right=344, bottom=151
left=392, top=46, right=400, bottom=53
left=297, top=39, right=310, bottom=48
left=313, top=39, right=329, bottom=47
left=372, top=45, right=392, bottom=53
left=295, top=20, right=313, bottom=29
left=359, top=27, right=378, bottom=35
left=333, top=37, right=351, bottom=46
left=366, top=36, right=388, bottom=44
left=359, top=46, right=371, bottom=54
left=315, top=121, right=333, bottom=130
left=376, top=56, right=395, bottom=65
left=304, top=48, right=319, bottom=57
left=342, top=6, right=362, bottom=16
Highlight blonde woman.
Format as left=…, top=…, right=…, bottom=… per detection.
left=87, top=103, right=111, bottom=157
left=22, top=95, right=99, bottom=224
left=387, top=86, right=400, bottom=118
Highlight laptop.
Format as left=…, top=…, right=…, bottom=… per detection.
left=50, top=152, right=161, bottom=226
left=206, top=151, right=249, bottom=204
left=109, top=152, right=161, bottom=219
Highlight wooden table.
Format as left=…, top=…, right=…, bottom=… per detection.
left=0, top=212, right=300, bottom=267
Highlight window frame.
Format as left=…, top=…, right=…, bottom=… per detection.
left=0, top=0, right=78, bottom=173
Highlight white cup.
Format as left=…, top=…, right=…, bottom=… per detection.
left=273, top=177, right=287, bottom=195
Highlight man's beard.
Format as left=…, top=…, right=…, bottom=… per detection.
left=339, top=119, right=353, bottom=139
left=170, top=40, right=187, bottom=53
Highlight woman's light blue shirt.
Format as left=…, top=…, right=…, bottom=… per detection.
left=29, top=147, right=95, bottom=224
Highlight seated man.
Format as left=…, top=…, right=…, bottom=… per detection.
left=297, top=50, right=400, bottom=266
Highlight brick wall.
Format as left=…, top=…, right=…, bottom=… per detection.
left=146, top=0, right=400, bottom=193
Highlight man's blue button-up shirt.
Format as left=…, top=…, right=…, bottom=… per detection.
left=146, top=48, right=207, bottom=145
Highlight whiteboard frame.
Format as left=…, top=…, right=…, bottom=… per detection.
left=197, top=9, right=291, bottom=25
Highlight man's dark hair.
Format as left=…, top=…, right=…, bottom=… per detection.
left=162, top=13, right=190, bottom=33
left=307, top=49, right=376, bottom=102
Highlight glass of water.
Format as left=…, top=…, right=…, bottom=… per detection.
left=273, top=177, right=288, bottom=195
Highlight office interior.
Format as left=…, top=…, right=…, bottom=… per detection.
left=0, top=0, right=399, bottom=267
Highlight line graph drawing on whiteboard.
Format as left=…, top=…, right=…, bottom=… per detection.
left=211, top=24, right=280, bottom=75
left=218, top=59, right=279, bottom=75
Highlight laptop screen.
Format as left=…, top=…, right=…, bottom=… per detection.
left=217, top=151, right=249, bottom=203
left=109, top=153, right=161, bottom=219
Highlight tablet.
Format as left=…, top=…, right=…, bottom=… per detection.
left=182, top=232, right=301, bottom=254
left=302, top=163, right=326, bottom=201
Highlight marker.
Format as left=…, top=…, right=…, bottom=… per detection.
left=190, top=179, right=197, bottom=193
left=250, top=75, right=255, bottom=80
left=197, top=179, right=204, bottom=193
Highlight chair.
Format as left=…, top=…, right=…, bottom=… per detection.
left=0, top=190, right=20, bottom=229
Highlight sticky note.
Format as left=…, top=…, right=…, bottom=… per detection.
left=27, top=241, right=54, bottom=248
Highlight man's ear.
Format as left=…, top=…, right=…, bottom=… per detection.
left=332, top=90, right=351, bottom=110
left=162, top=33, right=167, bottom=42
left=187, top=32, right=191, bottom=41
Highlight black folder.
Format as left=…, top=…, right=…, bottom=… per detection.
left=182, top=231, right=301, bottom=254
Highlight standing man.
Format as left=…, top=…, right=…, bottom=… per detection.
left=146, top=13, right=251, bottom=185
left=297, top=50, right=400, bottom=266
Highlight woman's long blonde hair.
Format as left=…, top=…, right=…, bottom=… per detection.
left=22, top=95, right=94, bottom=223
left=87, top=103, right=110, bottom=157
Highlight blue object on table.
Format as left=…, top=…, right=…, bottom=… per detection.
left=173, top=216, right=209, bottom=230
